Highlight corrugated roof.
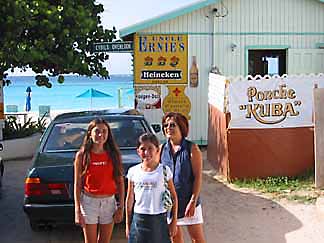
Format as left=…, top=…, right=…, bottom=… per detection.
left=119, top=0, right=219, bottom=38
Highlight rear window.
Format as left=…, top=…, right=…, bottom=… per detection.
left=43, top=118, right=147, bottom=152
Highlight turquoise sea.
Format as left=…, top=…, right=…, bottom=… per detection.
left=4, top=75, right=134, bottom=112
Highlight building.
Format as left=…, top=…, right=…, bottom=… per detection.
left=120, top=0, right=324, bottom=145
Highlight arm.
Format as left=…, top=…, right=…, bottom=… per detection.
left=125, top=180, right=134, bottom=238
left=185, top=144, right=203, bottom=217
left=73, top=151, right=85, bottom=227
left=168, top=179, right=178, bottom=237
left=113, top=175, right=125, bottom=223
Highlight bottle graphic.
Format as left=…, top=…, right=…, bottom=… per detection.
left=189, top=56, right=199, bottom=87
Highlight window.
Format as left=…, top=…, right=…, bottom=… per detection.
left=248, top=49, right=287, bottom=77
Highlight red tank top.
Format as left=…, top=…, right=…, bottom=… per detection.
left=83, top=151, right=117, bottom=195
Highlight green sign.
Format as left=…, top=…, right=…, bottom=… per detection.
left=93, top=41, right=133, bottom=53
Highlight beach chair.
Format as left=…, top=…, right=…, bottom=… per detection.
left=6, top=105, right=18, bottom=113
left=39, top=105, right=51, bottom=118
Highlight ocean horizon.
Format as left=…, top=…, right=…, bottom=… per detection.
left=4, top=74, right=135, bottom=113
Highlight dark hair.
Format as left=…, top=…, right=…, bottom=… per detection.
left=136, top=133, right=160, bottom=149
left=162, top=112, right=189, bottom=137
left=79, top=118, right=123, bottom=182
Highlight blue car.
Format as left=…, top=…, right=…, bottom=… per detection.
left=23, top=109, right=156, bottom=231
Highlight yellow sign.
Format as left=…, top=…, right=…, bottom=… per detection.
left=134, top=34, right=188, bottom=84
left=162, top=86, right=191, bottom=120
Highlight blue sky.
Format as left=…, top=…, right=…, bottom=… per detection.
left=11, top=0, right=197, bottom=76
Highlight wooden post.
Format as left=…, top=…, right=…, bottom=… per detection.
left=314, top=85, right=324, bottom=188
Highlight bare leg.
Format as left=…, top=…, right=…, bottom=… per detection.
left=98, top=223, right=114, bottom=243
left=172, top=226, right=184, bottom=243
left=83, top=224, right=98, bottom=243
left=187, top=224, right=205, bottom=243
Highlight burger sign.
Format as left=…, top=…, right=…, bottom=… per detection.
left=135, top=86, right=162, bottom=109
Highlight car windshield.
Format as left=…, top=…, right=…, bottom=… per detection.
left=43, top=118, right=147, bottom=152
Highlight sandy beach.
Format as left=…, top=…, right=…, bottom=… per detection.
left=192, top=151, right=324, bottom=243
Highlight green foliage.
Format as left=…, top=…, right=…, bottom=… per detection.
left=0, top=0, right=116, bottom=86
left=232, top=172, right=317, bottom=204
left=3, top=115, right=47, bottom=140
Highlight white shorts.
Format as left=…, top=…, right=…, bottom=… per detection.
left=168, top=204, right=204, bottom=226
left=80, top=193, right=117, bottom=224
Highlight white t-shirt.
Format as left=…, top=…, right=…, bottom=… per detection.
left=127, top=163, right=172, bottom=215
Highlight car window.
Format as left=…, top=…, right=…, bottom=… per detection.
left=43, top=118, right=147, bottom=152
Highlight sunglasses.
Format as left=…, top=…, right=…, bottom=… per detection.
left=163, top=122, right=177, bottom=129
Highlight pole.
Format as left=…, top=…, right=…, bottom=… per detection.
left=118, top=88, right=123, bottom=108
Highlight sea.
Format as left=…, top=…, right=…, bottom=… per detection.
left=3, top=74, right=135, bottom=112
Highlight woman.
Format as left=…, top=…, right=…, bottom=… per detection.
left=126, top=133, right=178, bottom=243
left=74, top=118, right=124, bottom=243
left=160, top=112, right=206, bottom=243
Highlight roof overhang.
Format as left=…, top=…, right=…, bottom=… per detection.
left=119, top=0, right=219, bottom=38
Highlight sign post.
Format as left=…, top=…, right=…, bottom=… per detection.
left=92, top=41, right=133, bottom=53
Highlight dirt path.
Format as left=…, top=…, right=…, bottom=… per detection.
left=193, top=151, right=324, bottom=243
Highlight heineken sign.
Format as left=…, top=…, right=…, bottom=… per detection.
left=93, top=41, right=133, bottom=53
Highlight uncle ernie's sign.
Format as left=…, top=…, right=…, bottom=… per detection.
left=228, top=77, right=316, bottom=129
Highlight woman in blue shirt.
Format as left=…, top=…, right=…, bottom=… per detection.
left=160, top=112, right=205, bottom=243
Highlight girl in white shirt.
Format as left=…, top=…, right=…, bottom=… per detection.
left=126, top=133, right=178, bottom=243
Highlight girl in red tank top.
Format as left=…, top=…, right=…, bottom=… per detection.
left=74, top=118, right=124, bottom=243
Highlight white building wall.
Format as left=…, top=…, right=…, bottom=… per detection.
left=135, top=0, right=324, bottom=143
left=211, top=0, right=324, bottom=75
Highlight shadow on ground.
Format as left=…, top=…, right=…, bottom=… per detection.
left=197, top=166, right=303, bottom=243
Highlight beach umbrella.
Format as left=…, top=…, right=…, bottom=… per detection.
left=25, top=86, right=32, bottom=112
left=76, top=88, right=113, bottom=110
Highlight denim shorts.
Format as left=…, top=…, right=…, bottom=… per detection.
left=128, top=213, right=171, bottom=243
left=80, top=193, right=116, bottom=224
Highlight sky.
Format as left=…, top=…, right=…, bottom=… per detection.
left=10, top=0, right=198, bottom=76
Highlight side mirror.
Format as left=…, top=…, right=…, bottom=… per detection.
left=151, top=124, right=161, bottom=133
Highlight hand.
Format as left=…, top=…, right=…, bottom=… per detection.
left=184, top=200, right=196, bottom=218
left=168, top=220, right=178, bottom=238
left=75, top=210, right=85, bottom=228
left=113, top=207, right=124, bottom=223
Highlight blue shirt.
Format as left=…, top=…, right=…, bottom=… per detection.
left=160, top=138, right=201, bottom=218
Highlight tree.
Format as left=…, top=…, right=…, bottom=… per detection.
left=0, top=0, right=116, bottom=87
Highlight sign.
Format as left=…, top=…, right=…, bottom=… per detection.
left=162, top=85, right=191, bottom=120
left=228, top=76, right=324, bottom=129
left=135, top=86, right=161, bottom=109
left=92, top=41, right=133, bottom=53
left=134, top=34, right=188, bottom=84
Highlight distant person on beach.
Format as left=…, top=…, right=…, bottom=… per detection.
left=125, top=133, right=178, bottom=243
left=25, top=86, right=31, bottom=112
left=160, top=112, right=206, bottom=243
left=74, top=118, right=124, bottom=243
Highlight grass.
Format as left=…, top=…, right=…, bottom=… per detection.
left=231, top=169, right=323, bottom=204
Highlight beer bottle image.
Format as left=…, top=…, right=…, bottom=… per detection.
left=189, top=56, right=199, bottom=87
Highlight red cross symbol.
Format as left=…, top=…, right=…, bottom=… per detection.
left=172, top=88, right=181, bottom=96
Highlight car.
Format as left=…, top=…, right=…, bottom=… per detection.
left=23, top=109, right=156, bottom=231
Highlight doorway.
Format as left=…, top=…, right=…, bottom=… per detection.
left=248, top=49, right=287, bottom=76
